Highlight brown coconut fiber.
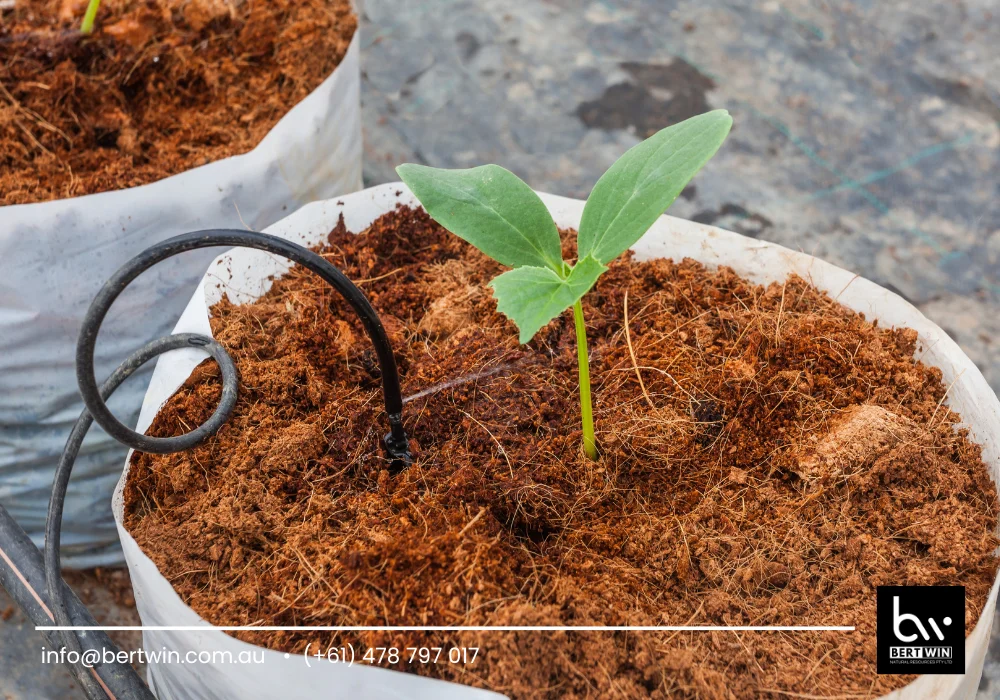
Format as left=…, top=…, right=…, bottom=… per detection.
left=0, top=0, right=355, bottom=205
left=124, top=206, right=1000, bottom=699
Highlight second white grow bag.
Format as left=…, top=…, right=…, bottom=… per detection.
left=118, top=183, right=1000, bottom=699
left=0, top=19, right=362, bottom=567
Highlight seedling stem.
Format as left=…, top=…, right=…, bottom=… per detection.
left=81, top=0, right=101, bottom=34
left=573, top=300, right=597, bottom=459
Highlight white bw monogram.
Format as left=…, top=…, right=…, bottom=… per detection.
left=893, top=596, right=954, bottom=643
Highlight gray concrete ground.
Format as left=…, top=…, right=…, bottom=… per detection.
left=2, top=0, right=998, bottom=697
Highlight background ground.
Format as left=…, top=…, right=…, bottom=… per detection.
left=2, top=0, right=998, bottom=696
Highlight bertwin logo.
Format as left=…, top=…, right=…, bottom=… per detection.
left=876, top=586, right=964, bottom=674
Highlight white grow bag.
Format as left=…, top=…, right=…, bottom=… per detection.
left=0, top=21, right=362, bottom=567
left=119, top=183, right=1000, bottom=699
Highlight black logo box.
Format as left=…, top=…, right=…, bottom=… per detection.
left=877, top=586, right=965, bottom=675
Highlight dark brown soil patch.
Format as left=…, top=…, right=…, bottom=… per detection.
left=0, top=0, right=355, bottom=205
left=124, top=206, right=999, bottom=698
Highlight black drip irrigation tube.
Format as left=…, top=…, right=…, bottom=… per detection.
left=0, top=229, right=412, bottom=699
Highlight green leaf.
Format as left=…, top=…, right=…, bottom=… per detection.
left=397, top=163, right=564, bottom=272
left=578, top=110, right=733, bottom=264
left=489, top=256, right=608, bottom=344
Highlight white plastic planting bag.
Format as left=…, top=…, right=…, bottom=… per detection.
left=0, top=23, right=362, bottom=567
left=120, top=183, right=1000, bottom=698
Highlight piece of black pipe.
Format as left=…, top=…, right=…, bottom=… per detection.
left=0, top=503, right=154, bottom=700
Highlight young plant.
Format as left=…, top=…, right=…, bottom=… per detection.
left=80, top=0, right=102, bottom=34
left=397, top=110, right=732, bottom=460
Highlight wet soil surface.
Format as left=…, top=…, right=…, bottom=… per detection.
left=125, top=206, right=999, bottom=698
left=0, top=0, right=355, bottom=205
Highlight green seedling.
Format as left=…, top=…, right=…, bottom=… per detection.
left=80, top=0, right=102, bottom=34
left=398, top=110, right=732, bottom=460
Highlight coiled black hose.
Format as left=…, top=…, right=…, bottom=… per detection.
left=43, top=229, right=412, bottom=699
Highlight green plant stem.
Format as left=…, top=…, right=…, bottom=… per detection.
left=80, top=0, right=101, bottom=34
left=573, top=300, right=597, bottom=460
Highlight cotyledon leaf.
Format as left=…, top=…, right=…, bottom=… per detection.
left=489, top=256, right=608, bottom=344
left=397, top=163, right=564, bottom=272
left=578, top=110, right=733, bottom=264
